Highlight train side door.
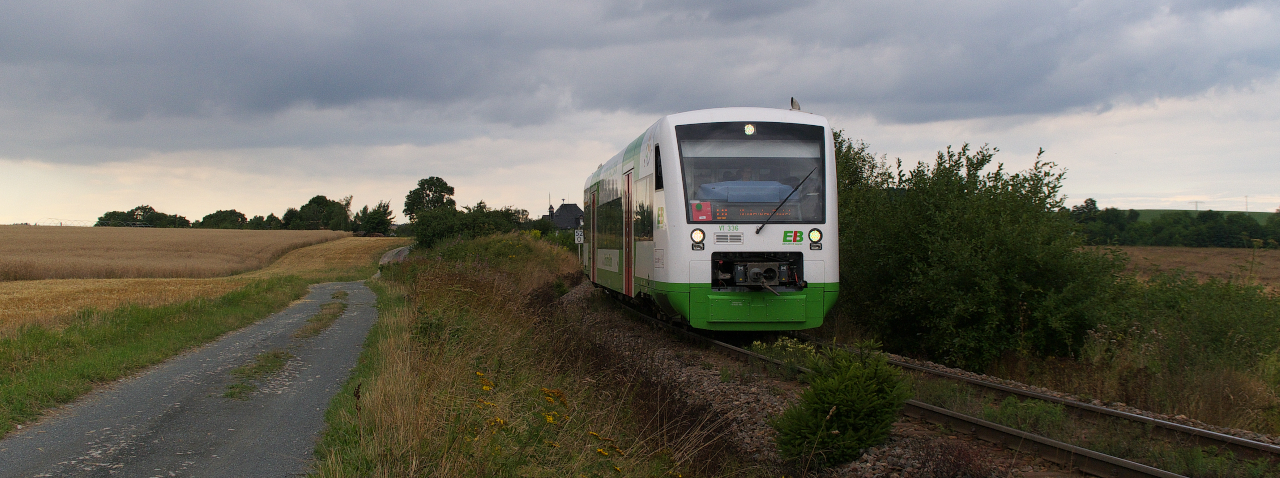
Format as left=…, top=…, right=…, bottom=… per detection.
left=623, top=170, right=634, bottom=296
left=590, top=191, right=597, bottom=283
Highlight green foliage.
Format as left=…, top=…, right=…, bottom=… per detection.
left=772, top=343, right=910, bottom=468
left=981, top=396, right=1066, bottom=435
left=413, top=200, right=527, bottom=248
left=403, top=176, right=457, bottom=222
left=96, top=205, right=191, bottom=228
left=1071, top=199, right=1279, bottom=248
left=224, top=349, right=294, bottom=399
left=836, top=138, right=1124, bottom=370
left=246, top=213, right=283, bottom=230
left=196, top=209, right=248, bottom=229
left=1084, top=271, right=1280, bottom=375
left=283, top=195, right=352, bottom=231
left=747, top=336, right=819, bottom=369
left=353, top=201, right=396, bottom=235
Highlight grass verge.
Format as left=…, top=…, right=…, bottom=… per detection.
left=313, top=233, right=721, bottom=477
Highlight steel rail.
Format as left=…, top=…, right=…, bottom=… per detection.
left=890, top=358, right=1280, bottom=463
left=606, top=296, right=1188, bottom=477
left=904, top=401, right=1183, bottom=478
left=786, top=332, right=1280, bottom=464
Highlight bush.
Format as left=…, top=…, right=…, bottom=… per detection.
left=413, top=201, right=525, bottom=248
left=772, top=343, right=909, bottom=469
left=836, top=138, right=1124, bottom=370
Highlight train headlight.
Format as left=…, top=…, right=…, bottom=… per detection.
left=808, top=228, right=822, bottom=243
left=691, top=228, right=705, bottom=244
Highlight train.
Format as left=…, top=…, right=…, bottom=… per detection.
left=582, top=107, right=839, bottom=331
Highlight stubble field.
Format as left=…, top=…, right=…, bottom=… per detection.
left=0, top=232, right=409, bottom=335
left=1118, top=245, right=1280, bottom=289
left=0, top=225, right=349, bottom=281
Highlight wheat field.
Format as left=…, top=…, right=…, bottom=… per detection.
left=0, top=225, right=350, bottom=281
left=1118, top=245, right=1280, bottom=290
left=0, top=236, right=409, bottom=335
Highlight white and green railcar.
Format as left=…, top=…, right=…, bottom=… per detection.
left=582, top=107, right=839, bottom=331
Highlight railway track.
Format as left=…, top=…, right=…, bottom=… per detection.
left=608, top=294, right=1280, bottom=477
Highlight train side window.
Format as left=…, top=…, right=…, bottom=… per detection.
left=654, top=146, right=664, bottom=191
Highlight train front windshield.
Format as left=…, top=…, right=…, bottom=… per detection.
left=676, top=122, right=825, bottom=224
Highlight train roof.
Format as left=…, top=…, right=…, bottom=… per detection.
left=662, top=107, right=829, bottom=127
left=585, top=108, right=830, bottom=188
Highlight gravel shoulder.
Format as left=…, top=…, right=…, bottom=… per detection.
left=561, top=283, right=1083, bottom=476
left=0, top=281, right=377, bottom=478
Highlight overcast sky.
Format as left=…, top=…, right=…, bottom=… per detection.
left=3, top=0, right=1279, bottom=225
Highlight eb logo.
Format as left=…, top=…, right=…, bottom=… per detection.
left=782, top=231, right=803, bottom=243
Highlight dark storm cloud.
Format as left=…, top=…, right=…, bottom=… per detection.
left=1, top=0, right=1276, bottom=130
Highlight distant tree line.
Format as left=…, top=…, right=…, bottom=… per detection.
left=1069, top=198, right=1280, bottom=248
left=95, top=205, right=191, bottom=228
left=95, top=195, right=397, bottom=235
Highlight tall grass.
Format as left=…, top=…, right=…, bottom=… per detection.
left=314, top=233, right=726, bottom=477
left=0, top=225, right=347, bottom=281
left=992, top=269, right=1280, bottom=434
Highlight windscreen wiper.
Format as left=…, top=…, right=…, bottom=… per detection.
left=755, top=166, right=818, bottom=234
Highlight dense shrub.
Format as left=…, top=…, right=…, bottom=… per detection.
left=836, top=137, right=1124, bottom=370
left=772, top=343, right=909, bottom=468
left=413, top=201, right=526, bottom=248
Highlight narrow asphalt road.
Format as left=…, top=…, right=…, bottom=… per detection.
left=0, top=281, right=377, bottom=477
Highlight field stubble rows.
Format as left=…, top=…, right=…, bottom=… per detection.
left=0, top=235, right=409, bottom=335
left=1118, top=245, right=1280, bottom=290
left=0, top=225, right=349, bottom=281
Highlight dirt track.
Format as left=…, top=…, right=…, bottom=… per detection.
left=0, top=281, right=375, bottom=477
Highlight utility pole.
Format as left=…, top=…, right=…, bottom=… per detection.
left=1245, top=196, right=1249, bottom=213
left=1188, top=201, right=1202, bottom=212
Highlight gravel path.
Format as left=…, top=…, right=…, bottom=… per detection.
left=0, top=281, right=376, bottom=478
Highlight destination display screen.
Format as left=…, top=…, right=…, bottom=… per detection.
left=690, top=203, right=797, bottom=222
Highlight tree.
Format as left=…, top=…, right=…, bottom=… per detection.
left=1070, top=198, right=1099, bottom=222
left=404, top=177, right=456, bottom=222
left=96, top=205, right=190, bottom=228
left=281, top=208, right=300, bottom=229
left=287, top=195, right=352, bottom=231
left=353, top=201, right=395, bottom=235
left=197, top=209, right=248, bottom=229
left=413, top=200, right=526, bottom=248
